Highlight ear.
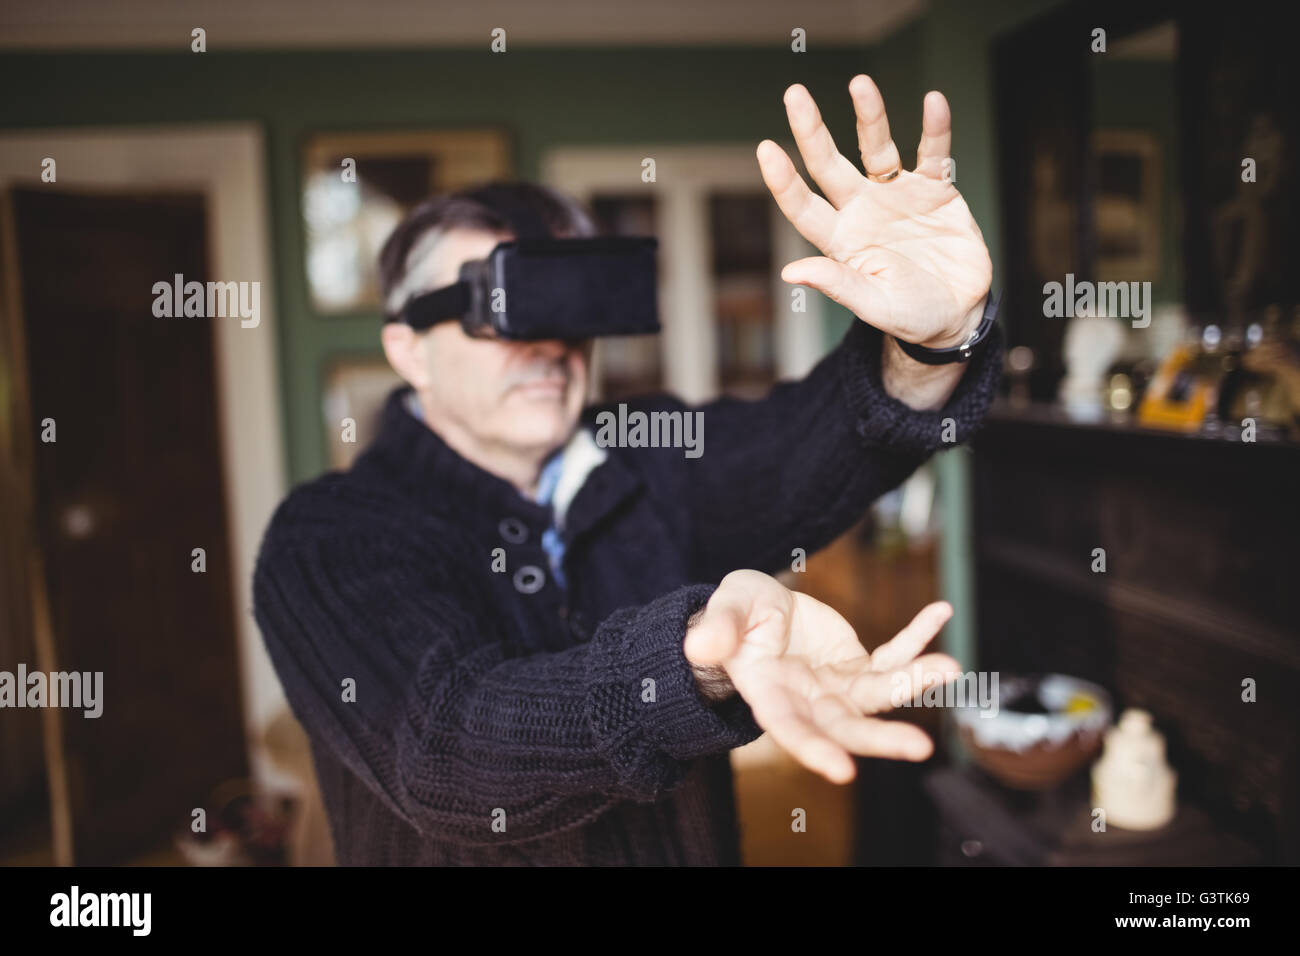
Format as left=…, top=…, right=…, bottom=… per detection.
left=381, top=321, right=431, bottom=389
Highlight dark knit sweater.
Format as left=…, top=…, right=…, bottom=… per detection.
left=252, top=318, right=1003, bottom=865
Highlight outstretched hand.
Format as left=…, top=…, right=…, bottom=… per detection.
left=757, top=76, right=993, bottom=349
left=685, top=569, right=963, bottom=783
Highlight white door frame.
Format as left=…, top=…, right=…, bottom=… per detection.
left=0, top=124, right=288, bottom=750
left=542, top=144, right=826, bottom=403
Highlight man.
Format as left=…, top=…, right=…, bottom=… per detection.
left=253, top=76, right=1003, bottom=865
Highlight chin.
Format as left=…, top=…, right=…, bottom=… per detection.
left=505, top=405, right=575, bottom=451
left=508, top=384, right=581, bottom=430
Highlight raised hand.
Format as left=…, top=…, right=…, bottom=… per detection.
left=684, top=569, right=964, bottom=783
left=757, top=76, right=993, bottom=349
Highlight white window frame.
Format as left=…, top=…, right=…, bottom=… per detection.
left=542, top=144, right=827, bottom=403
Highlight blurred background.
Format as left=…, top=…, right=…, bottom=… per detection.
left=1, top=0, right=1297, bottom=867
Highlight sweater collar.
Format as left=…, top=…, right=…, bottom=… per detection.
left=352, top=386, right=642, bottom=541
left=353, top=386, right=551, bottom=529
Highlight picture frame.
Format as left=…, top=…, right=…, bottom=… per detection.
left=301, top=128, right=512, bottom=314
left=1091, top=129, right=1161, bottom=283
left=321, top=354, right=404, bottom=469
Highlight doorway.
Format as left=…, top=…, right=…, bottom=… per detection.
left=1, top=186, right=251, bottom=863
left=0, top=125, right=286, bottom=864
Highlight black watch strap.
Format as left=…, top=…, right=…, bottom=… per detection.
left=894, top=290, right=1000, bottom=365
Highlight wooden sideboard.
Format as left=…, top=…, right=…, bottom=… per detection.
left=969, top=402, right=1300, bottom=864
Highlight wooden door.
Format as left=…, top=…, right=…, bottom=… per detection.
left=2, top=187, right=248, bottom=864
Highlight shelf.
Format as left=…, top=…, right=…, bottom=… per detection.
left=985, top=399, right=1300, bottom=452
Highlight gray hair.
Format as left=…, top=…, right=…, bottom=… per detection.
left=378, top=182, right=599, bottom=320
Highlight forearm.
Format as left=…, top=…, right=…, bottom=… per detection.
left=675, top=327, right=923, bottom=581
left=680, top=308, right=1001, bottom=580
left=880, top=335, right=971, bottom=410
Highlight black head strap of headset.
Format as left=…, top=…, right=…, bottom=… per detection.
left=397, top=184, right=551, bottom=331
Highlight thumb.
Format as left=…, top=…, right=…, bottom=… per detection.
left=682, top=593, right=749, bottom=667
left=781, top=256, right=889, bottom=324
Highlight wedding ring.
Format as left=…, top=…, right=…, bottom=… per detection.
left=867, top=165, right=901, bottom=183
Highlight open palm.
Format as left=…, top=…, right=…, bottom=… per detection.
left=758, top=76, right=993, bottom=348
left=685, top=570, right=963, bottom=784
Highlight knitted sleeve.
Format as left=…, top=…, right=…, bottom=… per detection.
left=252, top=503, right=763, bottom=848
left=673, top=318, right=1003, bottom=581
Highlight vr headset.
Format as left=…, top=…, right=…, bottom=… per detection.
left=391, top=184, right=661, bottom=341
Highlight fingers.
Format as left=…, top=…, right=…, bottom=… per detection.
left=847, top=652, right=964, bottom=714
left=749, top=682, right=857, bottom=783
left=915, top=90, right=953, bottom=180
left=755, top=139, right=837, bottom=251
left=848, top=74, right=902, bottom=181
left=869, top=601, right=954, bottom=673
left=747, top=675, right=945, bottom=780
left=812, top=695, right=935, bottom=761
left=780, top=83, right=865, bottom=209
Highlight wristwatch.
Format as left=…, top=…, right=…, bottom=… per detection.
left=894, top=290, right=1000, bottom=366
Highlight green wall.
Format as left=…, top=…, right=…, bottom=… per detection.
left=1, top=45, right=882, bottom=485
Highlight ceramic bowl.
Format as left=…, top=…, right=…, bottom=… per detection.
left=952, top=673, right=1113, bottom=790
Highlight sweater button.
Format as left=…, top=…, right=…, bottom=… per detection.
left=499, top=517, right=528, bottom=543
left=513, top=564, right=546, bottom=594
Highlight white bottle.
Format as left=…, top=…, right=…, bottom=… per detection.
left=1092, top=709, right=1177, bottom=830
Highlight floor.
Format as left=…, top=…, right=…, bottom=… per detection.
left=0, top=811, right=188, bottom=867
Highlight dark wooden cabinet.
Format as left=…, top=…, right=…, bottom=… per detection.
left=970, top=404, right=1300, bottom=864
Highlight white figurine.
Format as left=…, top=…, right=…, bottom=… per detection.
left=1061, top=313, right=1126, bottom=419
left=1092, top=708, right=1178, bottom=830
